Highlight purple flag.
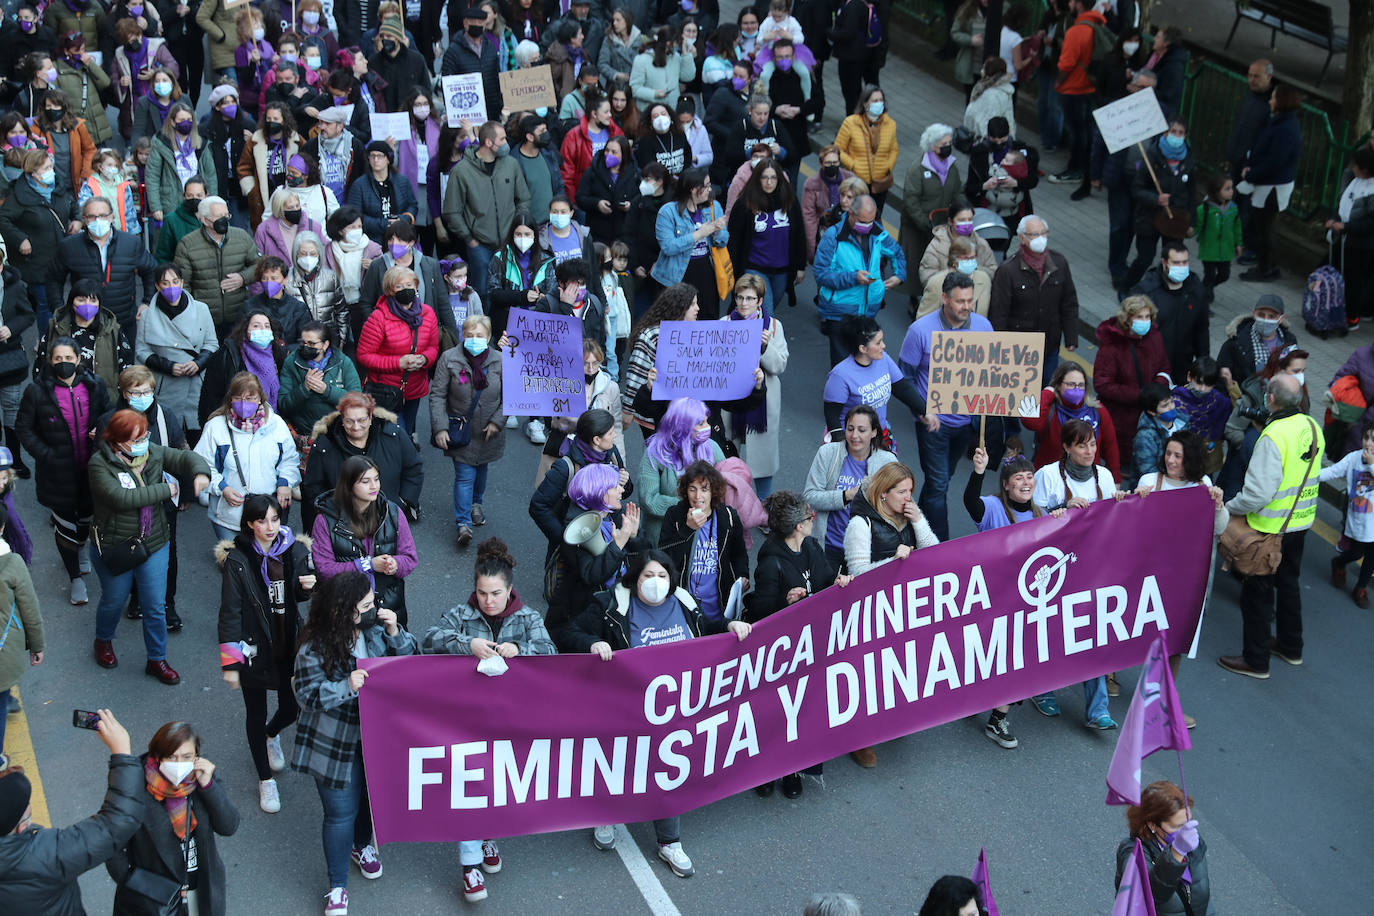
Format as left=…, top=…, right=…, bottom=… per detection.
left=970, top=847, right=1000, bottom=916
left=1106, top=634, right=1192, bottom=806
left=1112, top=838, right=1159, bottom=916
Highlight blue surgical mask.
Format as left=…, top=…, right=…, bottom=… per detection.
left=1131, top=318, right=1152, bottom=336
left=956, top=258, right=978, bottom=275
left=126, top=437, right=149, bottom=457
left=1158, top=409, right=1179, bottom=424
left=249, top=328, right=274, bottom=348
left=1160, top=134, right=1187, bottom=158
left=1166, top=265, right=1190, bottom=284
left=1253, top=317, right=1280, bottom=336
left=867, top=101, right=885, bottom=118
left=549, top=212, right=571, bottom=230
left=464, top=337, right=488, bottom=356
left=128, top=393, right=154, bottom=412
left=535, top=106, right=549, bottom=117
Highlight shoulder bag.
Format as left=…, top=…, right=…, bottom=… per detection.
left=1218, top=417, right=1320, bottom=576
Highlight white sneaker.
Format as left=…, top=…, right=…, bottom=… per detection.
left=658, top=841, right=695, bottom=877
left=504, top=415, right=519, bottom=429
left=78, top=549, right=91, bottom=575
left=323, top=887, right=347, bottom=915
left=266, top=735, right=286, bottom=772
left=258, top=779, right=281, bottom=813
left=591, top=825, right=616, bottom=850
left=69, top=577, right=88, bottom=606
left=525, top=419, right=547, bottom=444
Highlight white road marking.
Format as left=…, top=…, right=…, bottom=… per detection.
left=611, top=824, right=683, bottom=916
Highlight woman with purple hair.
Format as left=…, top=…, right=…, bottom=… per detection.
left=545, top=463, right=646, bottom=650
left=638, top=397, right=725, bottom=544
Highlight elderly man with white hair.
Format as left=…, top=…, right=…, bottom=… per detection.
left=988, top=213, right=1080, bottom=386
left=172, top=196, right=262, bottom=338
left=900, top=122, right=964, bottom=316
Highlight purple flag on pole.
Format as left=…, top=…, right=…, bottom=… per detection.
left=970, top=847, right=1000, bottom=916
left=1106, top=634, right=1192, bottom=806
left=1112, top=838, right=1159, bottom=916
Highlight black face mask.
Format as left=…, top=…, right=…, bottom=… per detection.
left=936, top=144, right=953, bottom=159
left=53, top=361, right=77, bottom=380
left=394, top=287, right=418, bottom=306
left=381, top=39, right=398, bottom=54
left=535, top=132, right=550, bottom=148
left=357, top=607, right=378, bottom=629
left=264, top=121, right=284, bottom=137
left=211, top=216, right=230, bottom=234
left=299, top=345, right=320, bottom=362
left=125, top=40, right=142, bottom=53
left=45, top=108, right=63, bottom=123
left=466, top=24, right=484, bottom=38
left=182, top=198, right=200, bottom=215
left=283, top=208, right=303, bottom=224
left=822, top=164, right=839, bottom=180
left=584, top=372, right=597, bottom=384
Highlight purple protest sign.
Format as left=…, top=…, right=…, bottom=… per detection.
left=358, top=489, right=1213, bottom=843
left=500, top=307, right=584, bottom=419
left=651, top=320, right=762, bottom=401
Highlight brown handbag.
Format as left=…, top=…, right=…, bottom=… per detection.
left=1217, top=418, right=1319, bottom=576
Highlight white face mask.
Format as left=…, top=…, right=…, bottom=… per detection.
left=639, top=180, right=657, bottom=196
left=101, top=165, right=120, bottom=182
left=412, top=105, right=430, bottom=120
left=297, top=254, right=319, bottom=272
left=1028, top=236, right=1049, bottom=254
left=345, top=227, right=365, bottom=245
left=1123, top=41, right=1140, bottom=55
left=1291, top=371, right=1305, bottom=387
left=639, top=576, right=670, bottom=604
left=159, top=760, right=194, bottom=785
left=652, top=114, right=671, bottom=133
left=513, top=235, right=534, bottom=253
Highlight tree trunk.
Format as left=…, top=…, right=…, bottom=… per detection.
left=1346, top=0, right=1374, bottom=136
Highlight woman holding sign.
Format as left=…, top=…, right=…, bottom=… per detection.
left=722, top=274, right=788, bottom=498
left=567, top=549, right=752, bottom=878
left=420, top=537, right=555, bottom=903
left=429, top=315, right=505, bottom=550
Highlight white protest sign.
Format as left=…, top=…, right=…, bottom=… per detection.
left=368, top=111, right=409, bottom=144
left=442, top=73, right=488, bottom=127
left=1092, top=86, right=1168, bottom=154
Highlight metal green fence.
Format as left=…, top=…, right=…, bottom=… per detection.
left=893, top=0, right=1047, bottom=29
left=1179, top=60, right=1366, bottom=219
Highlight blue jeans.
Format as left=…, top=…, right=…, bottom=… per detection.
left=1106, top=180, right=1135, bottom=283
left=914, top=420, right=979, bottom=542
left=1035, top=676, right=1110, bottom=720
left=452, top=461, right=489, bottom=528
left=1037, top=71, right=1065, bottom=150
left=315, top=751, right=373, bottom=889
left=465, top=243, right=495, bottom=296
left=745, top=269, right=789, bottom=314
left=92, top=542, right=170, bottom=661
left=398, top=398, right=421, bottom=436
left=1042, top=347, right=1061, bottom=388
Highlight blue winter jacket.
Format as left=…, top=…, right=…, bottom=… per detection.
left=1243, top=112, right=1302, bottom=186
left=813, top=217, right=907, bottom=321
left=650, top=199, right=729, bottom=287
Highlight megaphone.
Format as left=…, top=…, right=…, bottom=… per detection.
left=563, top=511, right=608, bottom=556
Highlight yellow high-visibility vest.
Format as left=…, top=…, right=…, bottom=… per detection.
left=1247, top=413, right=1323, bottom=534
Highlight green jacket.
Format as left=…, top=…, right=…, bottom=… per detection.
left=147, top=134, right=219, bottom=219
left=54, top=59, right=112, bottom=145
left=278, top=347, right=362, bottom=433
left=0, top=550, right=42, bottom=693
left=441, top=146, right=532, bottom=248
left=173, top=226, right=260, bottom=328
left=154, top=205, right=201, bottom=263
left=1194, top=199, right=1243, bottom=263
left=88, top=441, right=210, bottom=556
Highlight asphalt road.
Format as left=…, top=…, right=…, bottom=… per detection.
left=8, top=266, right=1365, bottom=916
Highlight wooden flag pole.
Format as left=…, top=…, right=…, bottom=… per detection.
left=1137, top=141, right=1174, bottom=219
left=979, top=415, right=986, bottom=451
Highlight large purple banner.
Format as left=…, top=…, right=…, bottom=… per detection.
left=359, top=489, right=1213, bottom=843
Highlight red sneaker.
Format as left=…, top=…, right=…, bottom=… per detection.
left=463, top=866, right=487, bottom=902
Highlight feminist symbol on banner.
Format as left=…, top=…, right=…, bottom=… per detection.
left=1018, top=546, right=1079, bottom=608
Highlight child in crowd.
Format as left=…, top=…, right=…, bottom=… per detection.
left=985, top=149, right=1028, bottom=219
left=1320, top=423, right=1374, bottom=608
left=1195, top=172, right=1243, bottom=304
left=441, top=258, right=483, bottom=344
left=1171, top=356, right=1233, bottom=478
left=595, top=242, right=630, bottom=378
left=1129, top=382, right=1186, bottom=489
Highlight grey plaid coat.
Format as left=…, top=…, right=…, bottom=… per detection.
left=420, top=593, right=557, bottom=658
left=290, top=625, right=418, bottom=788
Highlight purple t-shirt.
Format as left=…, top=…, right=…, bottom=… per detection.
left=897, top=310, right=995, bottom=429
left=748, top=208, right=792, bottom=270
left=822, top=354, right=905, bottom=432
left=826, top=454, right=868, bottom=551
left=689, top=208, right=710, bottom=258
left=630, top=595, right=692, bottom=647
left=689, top=516, right=722, bottom=621
left=978, top=494, right=1036, bottom=532
left=588, top=127, right=609, bottom=156
left=549, top=228, right=582, bottom=264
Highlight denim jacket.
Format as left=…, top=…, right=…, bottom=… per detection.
left=650, top=199, right=729, bottom=287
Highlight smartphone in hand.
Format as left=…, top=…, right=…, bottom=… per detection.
left=72, top=709, right=101, bottom=730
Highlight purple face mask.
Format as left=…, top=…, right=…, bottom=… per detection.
left=128, top=3, right=144, bottom=15
left=389, top=242, right=410, bottom=260
left=159, top=285, right=183, bottom=303
left=851, top=220, right=874, bottom=235
left=731, top=76, right=747, bottom=92
left=776, top=57, right=793, bottom=72
left=264, top=280, right=283, bottom=298
left=953, top=221, right=974, bottom=236
left=174, top=119, right=193, bottom=135
left=221, top=103, right=238, bottom=120
left=604, top=152, right=621, bottom=169
left=73, top=301, right=100, bottom=321
left=19, top=19, right=35, bottom=32
left=1061, top=386, right=1086, bottom=407
left=232, top=399, right=260, bottom=420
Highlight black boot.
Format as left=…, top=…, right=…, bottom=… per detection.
left=165, top=600, right=182, bottom=633
left=4, top=427, right=29, bottom=479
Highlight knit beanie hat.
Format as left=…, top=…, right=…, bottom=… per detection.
left=379, top=18, right=405, bottom=43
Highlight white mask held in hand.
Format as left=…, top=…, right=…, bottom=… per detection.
left=159, top=760, right=194, bottom=784
left=476, top=654, right=509, bottom=677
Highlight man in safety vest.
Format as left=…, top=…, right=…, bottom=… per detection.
left=1218, top=373, right=1322, bottom=678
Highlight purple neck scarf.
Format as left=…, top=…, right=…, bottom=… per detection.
left=727, top=311, right=769, bottom=438
left=252, top=527, right=294, bottom=593
left=923, top=150, right=952, bottom=184
left=240, top=342, right=280, bottom=408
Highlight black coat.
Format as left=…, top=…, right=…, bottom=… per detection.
left=705, top=88, right=749, bottom=186
left=626, top=191, right=667, bottom=274
left=197, top=341, right=286, bottom=426
left=1130, top=144, right=1195, bottom=236
left=1130, top=268, right=1209, bottom=381
left=749, top=534, right=836, bottom=620
left=829, top=0, right=891, bottom=61
left=440, top=36, right=503, bottom=119
left=369, top=46, right=432, bottom=112
left=565, top=583, right=728, bottom=652
left=576, top=153, right=641, bottom=245
left=105, top=757, right=241, bottom=916
left=217, top=535, right=312, bottom=689
left=243, top=291, right=313, bottom=345
left=964, top=139, right=1041, bottom=212
left=0, top=177, right=78, bottom=286
left=659, top=502, right=749, bottom=615
left=302, top=408, right=423, bottom=526
left=765, top=66, right=812, bottom=163
left=727, top=197, right=807, bottom=278
left=199, top=108, right=258, bottom=200
left=0, top=754, right=144, bottom=916
left=1225, top=87, right=1272, bottom=173
left=0, top=265, right=35, bottom=386
left=17, top=368, right=111, bottom=517
left=58, top=230, right=159, bottom=333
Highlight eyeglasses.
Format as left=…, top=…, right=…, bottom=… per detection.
left=1061, top=382, right=1086, bottom=390
left=342, top=417, right=371, bottom=428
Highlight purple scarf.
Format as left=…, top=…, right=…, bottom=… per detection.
left=463, top=347, right=489, bottom=390
left=252, top=527, right=294, bottom=593
left=387, top=295, right=424, bottom=330
left=239, top=342, right=280, bottom=408
left=924, top=150, right=952, bottom=184
left=727, top=311, right=769, bottom=438
left=561, top=436, right=607, bottom=465
left=1053, top=398, right=1100, bottom=434
left=515, top=249, right=533, bottom=287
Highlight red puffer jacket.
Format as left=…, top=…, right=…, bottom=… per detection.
left=559, top=115, right=625, bottom=200
left=1092, top=318, right=1173, bottom=469
left=356, top=297, right=441, bottom=401
left=1021, top=386, right=1122, bottom=482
